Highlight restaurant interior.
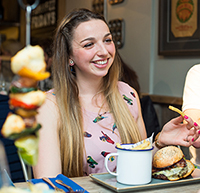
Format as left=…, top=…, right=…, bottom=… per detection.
left=1, top=0, right=200, bottom=192
left=2, top=0, right=197, bottom=135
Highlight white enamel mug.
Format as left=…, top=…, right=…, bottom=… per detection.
left=105, top=144, right=154, bottom=185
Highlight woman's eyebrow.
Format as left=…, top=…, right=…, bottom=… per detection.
left=80, top=37, right=94, bottom=43
left=105, top=33, right=112, bottom=37
left=80, top=33, right=112, bottom=43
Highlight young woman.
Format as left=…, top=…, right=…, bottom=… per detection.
left=33, top=8, right=200, bottom=179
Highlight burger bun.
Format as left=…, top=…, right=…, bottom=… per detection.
left=153, top=146, right=184, bottom=168
left=183, top=160, right=195, bottom=178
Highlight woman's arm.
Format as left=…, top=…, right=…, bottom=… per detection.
left=32, top=95, right=61, bottom=178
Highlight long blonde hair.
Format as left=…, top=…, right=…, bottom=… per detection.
left=52, top=8, right=141, bottom=177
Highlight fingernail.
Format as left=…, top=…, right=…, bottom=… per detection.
left=194, top=122, right=198, bottom=126
left=192, top=138, right=194, bottom=142
left=184, top=115, right=188, bottom=119
left=198, top=130, right=200, bottom=134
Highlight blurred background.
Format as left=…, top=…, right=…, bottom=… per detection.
left=0, top=0, right=198, bottom=138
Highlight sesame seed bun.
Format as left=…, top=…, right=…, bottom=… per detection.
left=153, top=146, right=184, bottom=168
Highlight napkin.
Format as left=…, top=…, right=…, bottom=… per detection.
left=131, top=132, right=154, bottom=148
left=29, top=174, right=89, bottom=193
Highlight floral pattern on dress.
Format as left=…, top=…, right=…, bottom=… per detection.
left=87, top=156, right=98, bottom=168
left=122, top=94, right=133, bottom=105
left=93, top=112, right=108, bottom=123
left=99, top=131, right=115, bottom=144
left=101, top=151, right=115, bottom=162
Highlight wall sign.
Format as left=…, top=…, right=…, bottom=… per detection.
left=31, top=0, right=57, bottom=40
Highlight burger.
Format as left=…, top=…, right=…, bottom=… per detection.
left=152, top=146, right=195, bottom=181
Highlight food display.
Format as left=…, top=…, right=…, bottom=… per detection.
left=1, top=45, right=50, bottom=166
left=152, top=146, right=195, bottom=181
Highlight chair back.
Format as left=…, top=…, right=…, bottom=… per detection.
left=0, top=94, right=26, bottom=182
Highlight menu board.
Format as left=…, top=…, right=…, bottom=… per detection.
left=31, top=0, right=57, bottom=40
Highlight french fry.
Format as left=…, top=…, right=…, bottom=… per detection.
left=131, top=140, right=151, bottom=150
left=116, top=143, right=122, bottom=149
left=169, top=105, right=186, bottom=117
left=116, top=140, right=151, bottom=150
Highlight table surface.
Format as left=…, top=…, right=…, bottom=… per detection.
left=14, top=175, right=200, bottom=193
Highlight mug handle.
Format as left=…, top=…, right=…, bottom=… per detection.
left=104, top=153, right=118, bottom=176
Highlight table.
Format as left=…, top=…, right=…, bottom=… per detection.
left=14, top=176, right=200, bottom=193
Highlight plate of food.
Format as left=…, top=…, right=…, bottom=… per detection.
left=90, top=146, right=200, bottom=192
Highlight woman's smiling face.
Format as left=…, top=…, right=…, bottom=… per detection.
left=71, top=19, right=116, bottom=81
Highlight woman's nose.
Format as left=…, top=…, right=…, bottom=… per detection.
left=97, top=43, right=108, bottom=56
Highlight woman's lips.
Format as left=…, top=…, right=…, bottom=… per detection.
left=93, top=59, right=108, bottom=68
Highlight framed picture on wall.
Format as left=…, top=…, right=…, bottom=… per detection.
left=158, top=0, right=200, bottom=56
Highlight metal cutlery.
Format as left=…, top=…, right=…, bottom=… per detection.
left=42, top=177, right=65, bottom=193
left=55, top=179, right=85, bottom=193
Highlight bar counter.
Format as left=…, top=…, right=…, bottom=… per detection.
left=15, top=175, right=200, bottom=193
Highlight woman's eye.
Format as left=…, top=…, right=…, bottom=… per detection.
left=105, top=38, right=112, bottom=43
left=84, top=42, right=94, bottom=48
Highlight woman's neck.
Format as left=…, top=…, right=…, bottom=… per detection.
left=77, top=78, right=108, bottom=113
left=77, top=77, right=102, bottom=96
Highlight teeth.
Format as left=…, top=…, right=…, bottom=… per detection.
left=95, top=60, right=107, bottom=65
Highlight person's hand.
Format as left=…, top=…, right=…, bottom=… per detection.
left=159, top=115, right=200, bottom=147
left=192, top=133, right=200, bottom=148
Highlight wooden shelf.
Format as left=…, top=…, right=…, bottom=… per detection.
left=0, top=55, right=11, bottom=61
left=141, top=93, right=183, bottom=106
left=0, top=21, right=20, bottom=30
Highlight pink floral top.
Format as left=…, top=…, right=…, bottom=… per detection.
left=46, top=81, right=139, bottom=175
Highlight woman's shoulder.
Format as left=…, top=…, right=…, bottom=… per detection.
left=42, top=89, right=57, bottom=107
left=187, top=64, right=200, bottom=75
left=46, top=89, right=56, bottom=99
left=184, top=64, right=200, bottom=83
left=118, top=81, right=137, bottom=95
left=37, top=89, right=58, bottom=119
left=117, top=81, right=139, bottom=104
left=46, top=88, right=56, bottom=96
